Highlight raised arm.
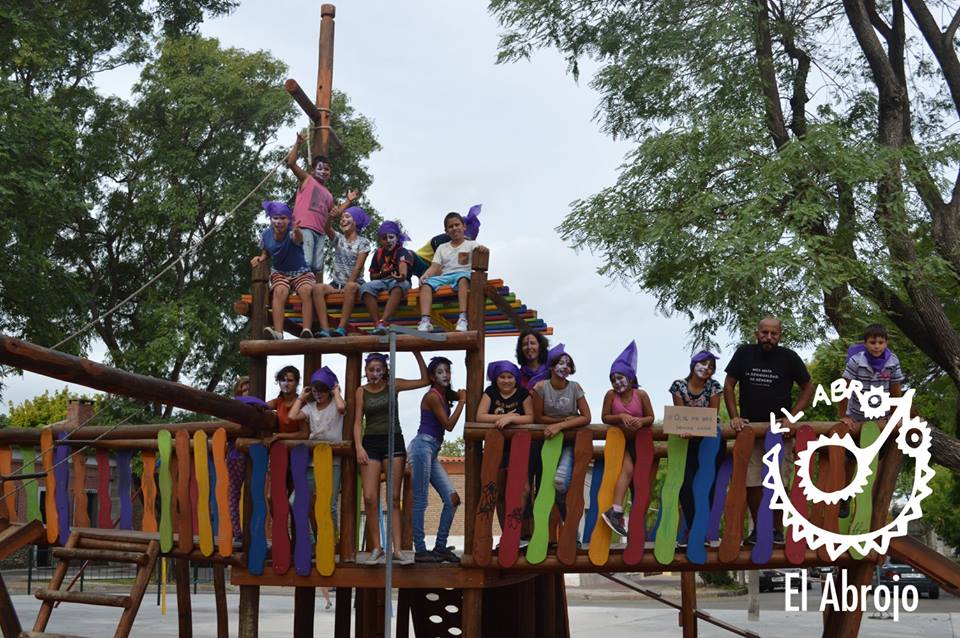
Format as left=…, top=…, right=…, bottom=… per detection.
left=333, top=385, right=346, bottom=415
left=396, top=351, right=430, bottom=391
left=286, top=133, right=309, bottom=183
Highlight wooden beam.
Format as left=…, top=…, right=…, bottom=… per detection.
left=0, top=336, right=274, bottom=431
left=680, top=571, right=698, bottom=638
left=0, top=520, right=44, bottom=561
left=483, top=284, right=527, bottom=332
left=239, top=331, right=480, bottom=357
left=230, top=564, right=535, bottom=589
left=238, top=585, right=260, bottom=638
left=285, top=79, right=323, bottom=123
left=249, top=260, right=270, bottom=399
left=463, top=247, right=488, bottom=558
left=889, top=534, right=960, bottom=596
left=314, top=4, right=336, bottom=156
left=334, top=587, right=352, bottom=638
left=0, top=421, right=251, bottom=445
left=294, top=587, right=316, bottom=638
left=340, top=353, right=361, bottom=563
left=175, top=559, right=193, bottom=638
left=0, top=572, right=21, bottom=638
left=213, top=564, right=229, bottom=638
left=461, top=589, right=482, bottom=638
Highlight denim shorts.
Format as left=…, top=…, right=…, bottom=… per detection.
left=362, top=434, right=407, bottom=461
left=424, top=272, right=470, bottom=291
left=359, top=278, right=411, bottom=298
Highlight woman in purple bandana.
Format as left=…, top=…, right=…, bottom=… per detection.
left=837, top=324, right=904, bottom=426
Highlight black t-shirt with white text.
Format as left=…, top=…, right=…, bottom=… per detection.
left=724, top=343, right=810, bottom=422
left=484, top=386, right=529, bottom=415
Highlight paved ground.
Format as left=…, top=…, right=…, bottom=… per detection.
left=9, top=592, right=960, bottom=637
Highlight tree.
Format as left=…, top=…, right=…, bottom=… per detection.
left=1, top=8, right=381, bottom=412
left=489, top=0, right=960, bottom=471
left=440, top=436, right=465, bottom=457
left=5, top=389, right=70, bottom=429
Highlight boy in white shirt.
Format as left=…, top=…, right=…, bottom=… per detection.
left=417, top=212, right=485, bottom=332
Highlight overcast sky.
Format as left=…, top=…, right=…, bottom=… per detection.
left=4, top=1, right=797, bottom=439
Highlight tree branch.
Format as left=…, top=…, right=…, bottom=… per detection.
left=753, top=0, right=791, bottom=149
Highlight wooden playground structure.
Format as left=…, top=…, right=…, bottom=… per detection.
left=2, top=5, right=960, bottom=637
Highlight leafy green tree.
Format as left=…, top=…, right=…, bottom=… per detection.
left=439, top=437, right=465, bottom=457
left=5, top=389, right=70, bottom=428
left=489, top=0, right=960, bottom=471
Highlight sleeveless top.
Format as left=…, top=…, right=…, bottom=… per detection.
left=362, top=386, right=401, bottom=436
left=611, top=389, right=644, bottom=418
left=417, top=387, right=449, bottom=439
left=273, top=394, right=300, bottom=433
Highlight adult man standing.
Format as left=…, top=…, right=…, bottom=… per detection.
left=724, top=316, right=814, bottom=543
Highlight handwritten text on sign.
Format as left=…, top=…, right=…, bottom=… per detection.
left=662, top=406, right=718, bottom=437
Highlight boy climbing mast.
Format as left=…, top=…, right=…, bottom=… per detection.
left=417, top=212, right=486, bottom=332
left=286, top=132, right=361, bottom=278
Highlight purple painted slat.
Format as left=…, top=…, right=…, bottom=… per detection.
left=116, top=450, right=133, bottom=530
left=54, top=433, right=70, bottom=545
left=227, top=445, right=246, bottom=540
left=290, top=445, right=312, bottom=576
left=751, top=428, right=782, bottom=565
left=706, top=457, right=733, bottom=541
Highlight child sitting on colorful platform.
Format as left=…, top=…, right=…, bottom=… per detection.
left=417, top=212, right=486, bottom=332
left=313, top=206, right=372, bottom=337
left=250, top=201, right=317, bottom=340
left=412, top=204, right=481, bottom=278
left=360, top=220, right=415, bottom=335
left=285, top=133, right=359, bottom=277
left=599, top=342, right=654, bottom=537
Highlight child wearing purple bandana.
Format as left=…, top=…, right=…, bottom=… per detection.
left=838, top=324, right=904, bottom=425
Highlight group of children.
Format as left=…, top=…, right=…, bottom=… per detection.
left=252, top=135, right=484, bottom=340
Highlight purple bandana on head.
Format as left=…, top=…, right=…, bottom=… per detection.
left=235, top=395, right=271, bottom=410
left=464, top=204, right=482, bottom=240
left=847, top=344, right=892, bottom=375
left=377, top=220, right=411, bottom=245
left=262, top=200, right=292, bottom=219
left=344, top=206, right=370, bottom=233
left=690, top=350, right=720, bottom=365
left=546, top=342, right=568, bottom=367
left=310, top=366, right=338, bottom=390
left=610, top=341, right=638, bottom=380
left=366, top=352, right=388, bottom=366
left=487, top=360, right=521, bottom=384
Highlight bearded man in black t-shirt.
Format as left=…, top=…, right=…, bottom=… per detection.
left=723, top=316, right=814, bottom=544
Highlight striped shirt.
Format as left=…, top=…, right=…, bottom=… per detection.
left=842, top=350, right=904, bottom=421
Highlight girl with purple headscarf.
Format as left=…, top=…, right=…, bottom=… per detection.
left=316, top=206, right=372, bottom=337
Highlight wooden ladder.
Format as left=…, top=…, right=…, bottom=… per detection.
left=22, top=529, right=160, bottom=638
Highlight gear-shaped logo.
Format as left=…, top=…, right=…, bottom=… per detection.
left=762, top=388, right=934, bottom=561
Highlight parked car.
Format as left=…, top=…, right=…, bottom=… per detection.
left=759, top=567, right=812, bottom=593
left=873, top=558, right=940, bottom=599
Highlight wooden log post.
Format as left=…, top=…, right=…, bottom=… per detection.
left=238, top=585, right=260, bottom=638
left=0, top=572, right=21, bottom=638
left=175, top=558, right=193, bottom=638
left=294, top=587, right=316, bottom=638
left=213, top=564, right=229, bottom=638
left=334, top=586, right=353, bottom=638
left=0, top=336, right=274, bottom=430
left=249, top=261, right=270, bottom=399
left=461, top=589, right=482, bottom=638
left=340, top=352, right=361, bottom=562
left=680, top=571, right=698, bottom=638
left=314, top=5, right=336, bottom=156
left=463, top=247, right=488, bottom=561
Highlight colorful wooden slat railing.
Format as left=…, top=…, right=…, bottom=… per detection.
left=117, top=450, right=133, bottom=530
left=557, top=430, right=592, bottom=566
left=526, top=435, right=563, bottom=565
left=190, top=455, right=200, bottom=535
left=582, top=460, right=603, bottom=545
left=158, top=431, right=174, bottom=553
left=41, top=428, right=58, bottom=543
left=473, top=430, right=503, bottom=567
left=20, top=446, right=40, bottom=523
left=706, top=456, right=732, bottom=543
left=142, top=451, right=158, bottom=533
left=96, top=449, right=111, bottom=528
left=786, top=426, right=815, bottom=564
left=212, top=430, right=232, bottom=556
left=314, top=443, right=335, bottom=576
left=269, top=443, right=291, bottom=575
left=817, top=425, right=846, bottom=563
left=752, top=428, right=783, bottom=565
left=653, top=435, right=688, bottom=565
left=175, top=430, right=193, bottom=553
left=0, top=446, right=15, bottom=520
left=848, top=421, right=880, bottom=559
left=194, top=431, right=213, bottom=557
left=686, top=431, right=722, bottom=565
left=54, top=433, right=70, bottom=544
left=72, top=453, right=89, bottom=529
left=588, top=427, right=625, bottom=566
left=290, top=445, right=312, bottom=576
left=498, top=431, right=531, bottom=568
left=719, top=429, right=755, bottom=563
left=208, top=455, right=219, bottom=538
left=247, top=443, right=268, bottom=576
left=227, top=445, right=245, bottom=540
left=623, top=427, right=655, bottom=565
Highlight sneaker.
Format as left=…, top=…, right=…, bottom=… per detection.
left=263, top=327, right=284, bottom=340
left=331, top=327, right=347, bottom=337
left=299, top=329, right=313, bottom=339
left=371, top=322, right=387, bottom=335
left=324, top=600, right=332, bottom=611
left=745, top=530, right=757, bottom=545
left=433, top=546, right=460, bottom=563
left=364, top=547, right=385, bottom=565
left=773, top=530, right=785, bottom=545
left=839, top=499, right=850, bottom=518
left=392, top=550, right=414, bottom=565
left=417, top=317, right=433, bottom=332
left=455, top=316, right=468, bottom=332
left=415, top=550, right=442, bottom=563
left=315, top=329, right=331, bottom=338
left=601, top=507, right=628, bottom=537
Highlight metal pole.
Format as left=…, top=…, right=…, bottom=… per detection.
left=384, top=330, right=397, bottom=635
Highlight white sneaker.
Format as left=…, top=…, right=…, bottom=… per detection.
left=455, top=316, right=468, bottom=332
left=364, top=547, right=385, bottom=565
left=263, top=327, right=284, bottom=340
left=417, top=317, right=433, bottom=332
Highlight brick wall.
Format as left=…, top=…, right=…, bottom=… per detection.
left=421, top=456, right=501, bottom=545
